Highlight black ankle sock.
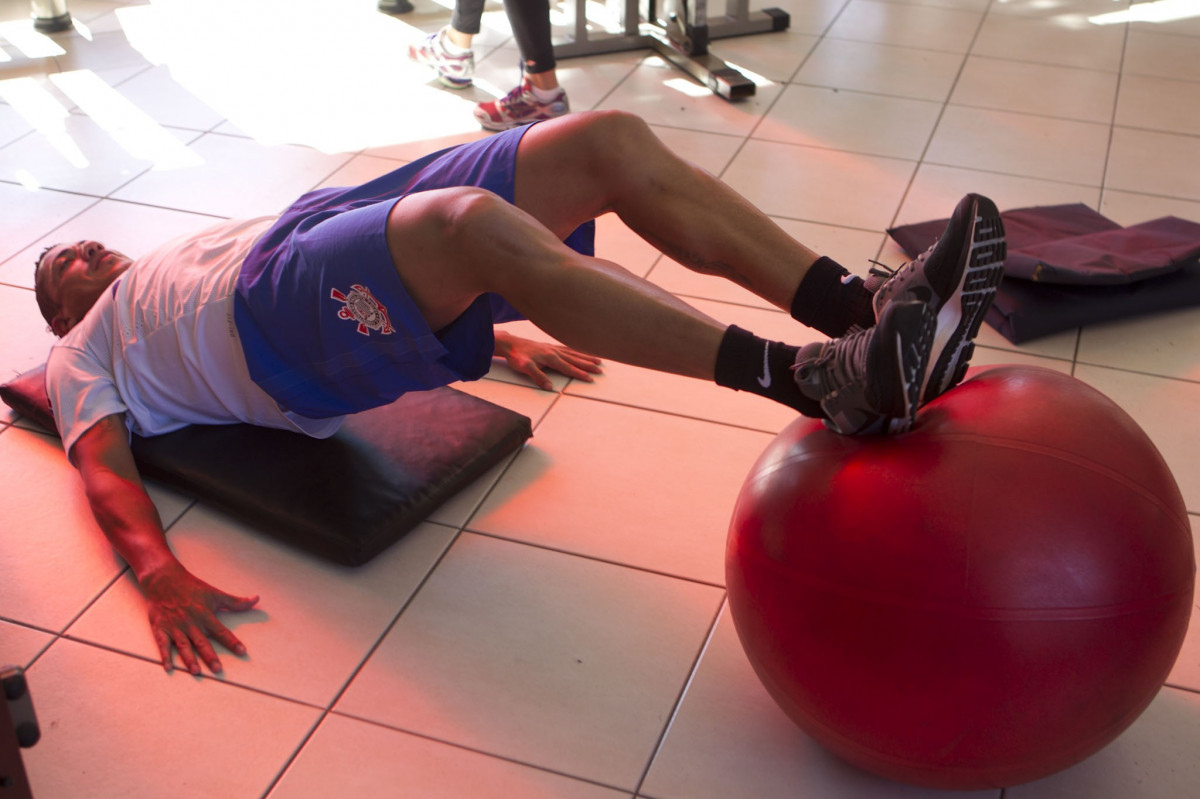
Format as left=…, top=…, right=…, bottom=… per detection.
left=790, top=256, right=875, bottom=337
left=713, top=326, right=825, bottom=418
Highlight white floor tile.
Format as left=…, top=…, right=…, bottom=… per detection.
left=722, top=138, right=916, bottom=229
left=643, top=609, right=997, bottom=799
left=0, top=183, right=95, bottom=268
left=591, top=210, right=665, bottom=277
left=597, top=57, right=784, bottom=136
left=68, top=508, right=459, bottom=707
left=926, top=105, right=1110, bottom=187
left=21, top=637, right=321, bottom=799
left=336, top=532, right=723, bottom=790
left=951, top=56, right=1118, bottom=124
left=1124, top=29, right=1200, bottom=83
left=898, top=162, right=1102, bottom=227
left=565, top=298, right=815, bottom=433
left=1106, top=127, right=1200, bottom=201
left=971, top=13, right=1125, bottom=72
left=1166, top=516, right=1199, bottom=692
left=1074, top=364, right=1200, bottom=513
left=708, top=30, right=819, bottom=84
left=0, top=426, right=189, bottom=632
left=272, top=712, right=629, bottom=799
left=106, top=63, right=226, bottom=131
left=0, top=111, right=197, bottom=195
left=1098, top=190, right=1200, bottom=226
left=1115, top=73, right=1200, bottom=138
left=50, top=27, right=151, bottom=74
left=470, top=395, right=772, bottom=584
left=985, top=0, right=1133, bottom=17
left=313, top=153, right=409, bottom=190
left=552, top=51, right=644, bottom=112
left=756, top=84, right=942, bottom=161
left=648, top=125, right=746, bottom=179
left=828, top=0, right=984, bottom=53
left=966, top=347, right=1073, bottom=374
left=770, top=0, right=854, bottom=35
left=0, top=282, right=59, bottom=378
left=111, top=132, right=351, bottom=217
left=1077, top=305, right=1200, bottom=381
left=0, top=103, right=34, bottom=147
left=794, top=37, right=965, bottom=101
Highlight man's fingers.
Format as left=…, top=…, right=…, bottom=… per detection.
left=214, top=593, right=260, bottom=613
left=557, top=359, right=598, bottom=382
left=208, top=622, right=249, bottom=659
left=153, top=628, right=175, bottom=672
left=565, top=351, right=603, bottom=371
left=170, top=628, right=201, bottom=675
left=188, top=625, right=223, bottom=674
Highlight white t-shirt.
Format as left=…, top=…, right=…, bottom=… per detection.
left=46, top=217, right=344, bottom=459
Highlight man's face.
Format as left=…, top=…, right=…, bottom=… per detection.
left=38, top=241, right=132, bottom=336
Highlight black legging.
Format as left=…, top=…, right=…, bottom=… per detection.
left=451, top=0, right=556, bottom=75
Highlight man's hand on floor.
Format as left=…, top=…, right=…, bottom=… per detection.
left=494, top=331, right=603, bottom=390
left=139, top=561, right=259, bottom=676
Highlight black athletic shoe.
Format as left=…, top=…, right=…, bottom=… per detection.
left=793, top=300, right=937, bottom=435
left=868, top=193, right=1006, bottom=404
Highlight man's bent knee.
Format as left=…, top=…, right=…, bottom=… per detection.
left=384, top=187, right=510, bottom=329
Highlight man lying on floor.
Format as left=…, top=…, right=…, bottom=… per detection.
left=33, top=110, right=1005, bottom=676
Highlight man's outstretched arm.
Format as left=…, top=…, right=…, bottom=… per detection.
left=70, top=415, right=259, bottom=675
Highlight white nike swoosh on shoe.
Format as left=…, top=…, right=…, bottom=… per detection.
left=757, top=341, right=772, bottom=388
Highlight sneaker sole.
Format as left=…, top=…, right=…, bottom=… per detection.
left=922, top=195, right=1006, bottom=404
left=884, top=301, right=938, bottom=434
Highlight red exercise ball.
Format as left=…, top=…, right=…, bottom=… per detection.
left=726, top=365, right=1193, bottom=790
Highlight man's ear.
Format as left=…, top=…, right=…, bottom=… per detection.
left=50, top=315, right=71, bottom=338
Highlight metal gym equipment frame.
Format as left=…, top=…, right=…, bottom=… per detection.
left=31, top=0, right=73, bottom=32
left=552, top=0, right=789, bottom=100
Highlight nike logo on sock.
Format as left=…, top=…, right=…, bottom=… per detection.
left=757, top=341, right=772, bottom=388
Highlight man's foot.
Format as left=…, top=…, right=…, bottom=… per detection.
left=474, top=78, right=569, bottom=131
left=868, top=193, right=1006, bottom=404
left=793, top=300, right=937, bottom=435
left=408, top=28, right=474, bottom=89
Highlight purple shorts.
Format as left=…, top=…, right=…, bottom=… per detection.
left=234, top=124, right=595, bottom=419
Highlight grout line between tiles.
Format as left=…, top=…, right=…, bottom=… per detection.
left=631, top=594, right=728, bottom=797
left=886, top=0, right=997, bottom=233
left=1096, top=18, right=1132, bottom=217
left=461, top=526, right=728, bottom=590
left=556, top=388, right=784, bottom=437
left=317, top=707, right=637, bottom=796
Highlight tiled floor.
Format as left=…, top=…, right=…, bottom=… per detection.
left=1, top=0, right=1198, bottom=796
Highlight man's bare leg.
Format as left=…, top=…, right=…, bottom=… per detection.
left=386, top=187, right=727, bottom=380
left=511, top=110, right=823, bottom=311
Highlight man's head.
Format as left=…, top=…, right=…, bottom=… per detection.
left=34, top=241, right=132, bottom=337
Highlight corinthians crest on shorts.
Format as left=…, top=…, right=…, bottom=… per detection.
left=330, top=284, right=395, bottom=336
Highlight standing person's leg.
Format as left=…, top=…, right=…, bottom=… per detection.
left=409, top=0, right=483, bottom=88
left=475, top=0, right=570, bottom=130
left=507, top=0, right=558, bottom=80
